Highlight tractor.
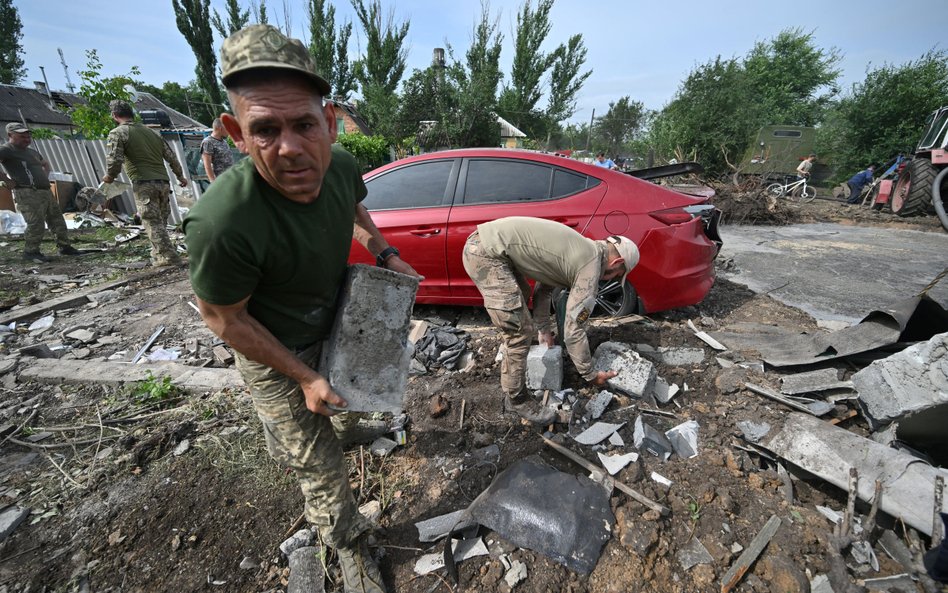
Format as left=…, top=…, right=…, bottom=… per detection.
left=888, top=105, right=948, bottom=230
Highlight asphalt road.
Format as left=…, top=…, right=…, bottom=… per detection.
left=718, top=222, right=948, bottom=324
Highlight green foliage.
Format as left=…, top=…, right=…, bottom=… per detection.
left=0, top=0, right=26, bottom=84
left=128, top=372, right=183, bottom=406
left=497, top=0, right=590, bottom=146
left=337, top=132, right=388, bottom=170
left=350, top=0, right=410, bottom=136
left=70, top=50, right=140, bottom=139
left=211, top=0, right=251, bottom=37
left=307, top=0, right=356, bottom=99
left=593, top=97, right=648, bottom=157
left=649, top=28, right=840, bottom=176
left=818, top=49, right=948, bottom=180
left=172, top=0, right=225, bottom=113
left=28, top=127, right=59, bottom=140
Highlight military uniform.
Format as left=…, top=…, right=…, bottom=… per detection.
left=105, top=121, right=185, bottom=266
left=200, top=134, right=234, bottom=178
left=463, top=217, right=632, bottom=399
left=0, top=138, right=73, bottom=256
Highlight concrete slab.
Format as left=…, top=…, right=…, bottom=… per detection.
left=0, top=506, right=29, bottom=542
left=320, top=265, right=419, bottom=413
left=526, top=345, right=563, bottom=391
left=574, top=421, right=625, bottom=445
left=636, top=344, right=706, bottom=366
left=651, top=378, right=680, bottom=404
left=852, top=332, right=948, bottom=429
left=414, top=509, right=477, bottom=542
left=585, top=390, right=613, bottom=419
left=592, top=342, right=655, bottom=397
left=18, top=359, right=243, bottom=393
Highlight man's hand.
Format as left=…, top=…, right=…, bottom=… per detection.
left=591, top=370, right=617, bottom=386
left=537, top=330, right=555, bottom=347
left=384, top=255, right=424, bottom=280
left=300, top=374, right=348, bottom=416
left=102, top=175, right=114, bottom=184
left=177, top=177, right=188, bottom=188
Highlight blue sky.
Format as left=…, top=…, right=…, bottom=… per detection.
left=18, top=0, right=945, bottom=124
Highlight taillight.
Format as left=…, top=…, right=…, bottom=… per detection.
left=649, top=207, right=694, bottom=225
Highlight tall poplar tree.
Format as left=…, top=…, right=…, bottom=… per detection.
left=171, top=0, right=224, bottom=110
left=0, top=0, right=26, bottom=85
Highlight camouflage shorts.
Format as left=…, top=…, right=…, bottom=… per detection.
left=462, top=232, right=533, bottom=397
left=133, top=181, right=179, bottom=265
left=12, top=187, right=70, bottom=253
left=235, top=342, right=371, bottom=548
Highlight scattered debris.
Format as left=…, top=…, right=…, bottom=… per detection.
left=287, top=546, right=324, bottom=593
left=650, top=472, right=672, bottom=487
left=592, top=342, right=656, bottom=397
left=369, top=437, right=399, bottom=457
left=0, top=505, right=30, bottom=542
left=651, top=377, right=681, bottom=404
left=597, top=451, right=638, bottom=475
left=504, top=559, right=527, bottom=587
left=429, top=394, right=449, bottom=418
left=574, top=421, right=625, bottom=445
left=745, top=383, right=834, bottom=416
left=677, top=537, right=713, bottom=570
left=721, top=514, right=781, bottom=593
left=585, top=390, right=613, bottom=420
left=279, top=529, right=315, bottom=557
left=212, top=345, right=233, bottom=365
left=736, top=420, right=771, bottom=442
left=633, top=416, right=673, bottom=460
left=686, top=319, right=726, bottom=350
left=526, top=345, right=563, bottom=390
left=780, top=368, right=853, bottom=395
left=415, top=510, right=477, bottom=543
left=665, top=420, right=699, bottom=459
left=413, top=537, right=488, bottom=576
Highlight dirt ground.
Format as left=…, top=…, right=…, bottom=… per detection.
left=0, top=193, right=945, bottom=593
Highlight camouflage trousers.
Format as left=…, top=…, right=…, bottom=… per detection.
left=12, top=187, right=70, bottom=253
left=462, top=231, right=533, bottom=398
left=235, top=342, right=372, bottom=548
left=132, top=181, right=179, bottom=266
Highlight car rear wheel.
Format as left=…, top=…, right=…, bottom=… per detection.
left=596, top=278, right=639, bottom=317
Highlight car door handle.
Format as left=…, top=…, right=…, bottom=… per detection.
left=551, top=218, right=579, bottom=227
left=409, top=228, right=442, bottom=237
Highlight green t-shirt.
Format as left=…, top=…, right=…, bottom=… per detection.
left=0, top=143, right=50, bottom=189
left=183, top=145, right=367, bottom=348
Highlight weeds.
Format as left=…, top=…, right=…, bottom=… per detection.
left=128, top=372, right=183, bottom=406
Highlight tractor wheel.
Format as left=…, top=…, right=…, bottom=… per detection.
left=891, top=158, right=937, bottom=216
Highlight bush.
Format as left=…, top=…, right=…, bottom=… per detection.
left=337, top=133, right=389, bottom=171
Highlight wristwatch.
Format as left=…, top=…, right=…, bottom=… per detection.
left=376, top=246, right=400, bottom=267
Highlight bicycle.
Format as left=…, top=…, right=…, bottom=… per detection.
left=766, top=176, right=816, bottom=203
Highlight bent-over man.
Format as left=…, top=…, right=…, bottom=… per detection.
left=846, top=165, right=875, bottom=204
left=0, top=122, right=79, bottom=262
left=183, top=25, right=419, bottom=593
left=463, top=216, right=639, bottom=424
left=103, top=100, right=188, bottom=267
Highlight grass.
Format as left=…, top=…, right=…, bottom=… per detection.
left=127, top=372, right=185, bottom=407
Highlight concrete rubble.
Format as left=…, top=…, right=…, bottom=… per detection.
left=780, top=368, right=853, bottom=395
left=592, top=342, right=655, bottom=397
left=852, top=331, right=948, bottom=429
left=319, top=265, right=419, bottom=413
left=17, top=359, right=243, bottom=393
left=526, top=345, right=563, bottom=390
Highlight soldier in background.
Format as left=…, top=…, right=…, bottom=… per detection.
left=102, top=100, right=187, bottom=267
left=200, top=118, right=234, bottom=182
left=0, top=122, right=79, bottom=262
left=462, top=216, right=637, bottom=424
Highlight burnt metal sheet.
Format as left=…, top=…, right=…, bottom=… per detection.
left=466, top=457, right=613, bottom=575
left=709, top=296, right=948, bottom=367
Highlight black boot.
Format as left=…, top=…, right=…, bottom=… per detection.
left=504, top=392, right=555, bottom=425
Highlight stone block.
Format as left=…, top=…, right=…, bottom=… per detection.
left=320, top=265, right=420, bottom=413
left=853, top=332, right=948, bottom=429
left=526, top=345, right=562, bottom=391
left=585, top=390, right=613, bottom=419
left=0, top=506, right=29, bottom=542
left=592, top=342, right=656, bottom=397
left=287, top=547, right=325, bottom=593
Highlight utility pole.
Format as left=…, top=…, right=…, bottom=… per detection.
left=584, top=108, right=595, bottom=154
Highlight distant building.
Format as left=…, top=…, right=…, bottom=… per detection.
left=0, top=82, right=83, bottom=134
left=497, top=115, right=527, bottom=149
left=331, top=100, right=372, bottom=136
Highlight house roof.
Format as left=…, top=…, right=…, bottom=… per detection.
left=330, top=99, right=372, bottom=135
left=133, top=91, right=209, bottom=131
left=0, top=83, right=82, bottom=128
left=497, top=115, right=526, bottom=139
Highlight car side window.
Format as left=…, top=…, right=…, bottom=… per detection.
left=463, top=160, right=551, bottom=204
left=363, top=161, right=453, bottom=210
left=551, top=168, right=588, bottom=198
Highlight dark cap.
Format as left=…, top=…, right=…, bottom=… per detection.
left=220, top=24, right=331, bottom=96
left=6, top=122, right=29, bottom=134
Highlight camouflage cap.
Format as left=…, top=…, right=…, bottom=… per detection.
left=221, top=24, right=330, bottom=96
left=6, top=122, right=29, bottom=134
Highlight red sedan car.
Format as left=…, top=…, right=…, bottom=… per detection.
left=349, top=149, right=721, bottom=316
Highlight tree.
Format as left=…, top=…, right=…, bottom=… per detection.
left=450, top=3, right=503, bottom=147
left=136, top=80, right=216, bottom=126
left=351, top=0, right=409, bottom=137
left=0, top=0, right=26, bottom=84
left=211, top=0, right=250, bottom=38
left=744, top=28, right=840, bottom=126
left=818, top=50, right=948, bottom=179
left=306, top=0, right=356, bottom=99
left=497, top=0, right=590, bottom=145
left=593, top=96, right=647, bottom=157
left=171, top=0, right=224, bottom=113
left=70, top=50, right=140, bottom=139
left=396, top=66, right=456, bottom=149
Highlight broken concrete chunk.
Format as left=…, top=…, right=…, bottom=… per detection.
left=665, top=420, right=699, bottom=459
left=608, top=431, right=625, bottom=447
left=65, top=328, right=97, bottom=343
left=687, top=319, right=726, bottom=350
left=0, top=505, right=29, bottom=542
left=407, top=320, right=429, bottom=345
left=286, top=546, right=324, bottom=593
left=504, top=559, right=528, bottom=587
left=526, top=345, right=563, bottom=391
left=359, top=500, right=382, bottom=524
left=635, top=344, right=705, bottom=366
left=650, top=472, right=672, bottom=487
left=736, top=420, right=771, bottom=443
left=585, top=390, right=613, bottom=419
left=852, top=331, right=948, bottom=430
left=414, top=510, right=477, bottom=543
left=574, top=421, right=625, bottom=445
left=633, top=416, right=672, bottom=460
left=592, top=342, right=655, bottom=397
left=413, top=538, right=489, bottom=576
left=597, top=451, right=638, bottom=475
left=780, top=368, right=852, bottom=395
left=678, top=537, right=713, bottom=570
left=369, top=437, right=398, bottom=457
left=0, top=358, right=17, bottom=374
left=212, top=345, right=234, bottom=365
left=18, top=344, right=56, bottom=359
left=280, top=529, right=315, bottom=557
left=651, top=377, right=680, bottom=404
left=320, top=265, right=419, bottom=413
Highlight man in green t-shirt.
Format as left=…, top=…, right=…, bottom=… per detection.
left=183, top=25, right=419, bottom=593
